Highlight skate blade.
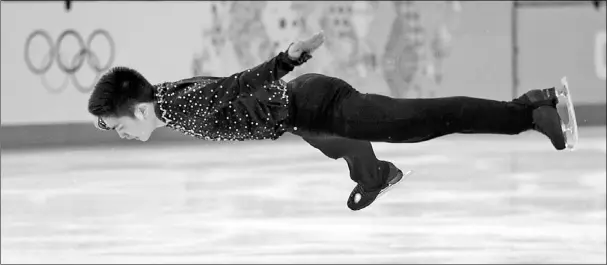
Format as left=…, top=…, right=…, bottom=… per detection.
left=377, top=170, right=414, bottom=199
left=555, top=77, right=579, bottom=150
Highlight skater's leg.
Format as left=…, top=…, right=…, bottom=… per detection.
left=328, top=94, right=534, bottom=143
left=291, top=129, right=385, bottom=190
left=290, top=129, right=404, bottom=210
left=287, top=73, right=564, bottom=149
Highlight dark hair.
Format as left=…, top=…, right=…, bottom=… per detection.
left=88, top=67, right=156, bottom=121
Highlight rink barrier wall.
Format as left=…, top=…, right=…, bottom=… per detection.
left=0, top=104, right=604, bottom=150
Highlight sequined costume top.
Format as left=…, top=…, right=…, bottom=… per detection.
left=154, top=49, right=311, bottom=141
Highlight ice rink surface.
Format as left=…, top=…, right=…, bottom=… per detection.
left=2, top=127, right=605, bottom=264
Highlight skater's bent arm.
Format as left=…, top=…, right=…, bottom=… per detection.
left=232, top=45, right=311, bottom=87
left=218, top=32, right=322, bottom=94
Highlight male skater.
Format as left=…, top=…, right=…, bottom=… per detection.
left=88, top=32, right=578, bottom=211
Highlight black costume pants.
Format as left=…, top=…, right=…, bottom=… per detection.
left=285, top=73, right=534, bottom=189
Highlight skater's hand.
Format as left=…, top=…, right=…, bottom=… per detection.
left=288, top=32, right=325, bottom=60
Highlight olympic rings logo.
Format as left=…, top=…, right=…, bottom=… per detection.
left=24, top=29, right=115, bottom=93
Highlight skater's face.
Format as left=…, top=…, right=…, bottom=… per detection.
left=99, top=103, right=157, bottom=142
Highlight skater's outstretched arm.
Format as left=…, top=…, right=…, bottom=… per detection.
left=230, top=32, right=325, bottom=89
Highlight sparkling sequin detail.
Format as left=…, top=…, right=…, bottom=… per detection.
left=154, top=51, right=309, bottom=142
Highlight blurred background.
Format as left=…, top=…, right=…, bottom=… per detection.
left=1, top=1, right=605, bottom=264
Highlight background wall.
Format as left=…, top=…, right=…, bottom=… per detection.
left=517, top=4, right=606, bottom=103
left=1, top=1, right=605, bottom=149
left=1, top=2, right=214, bottom=125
